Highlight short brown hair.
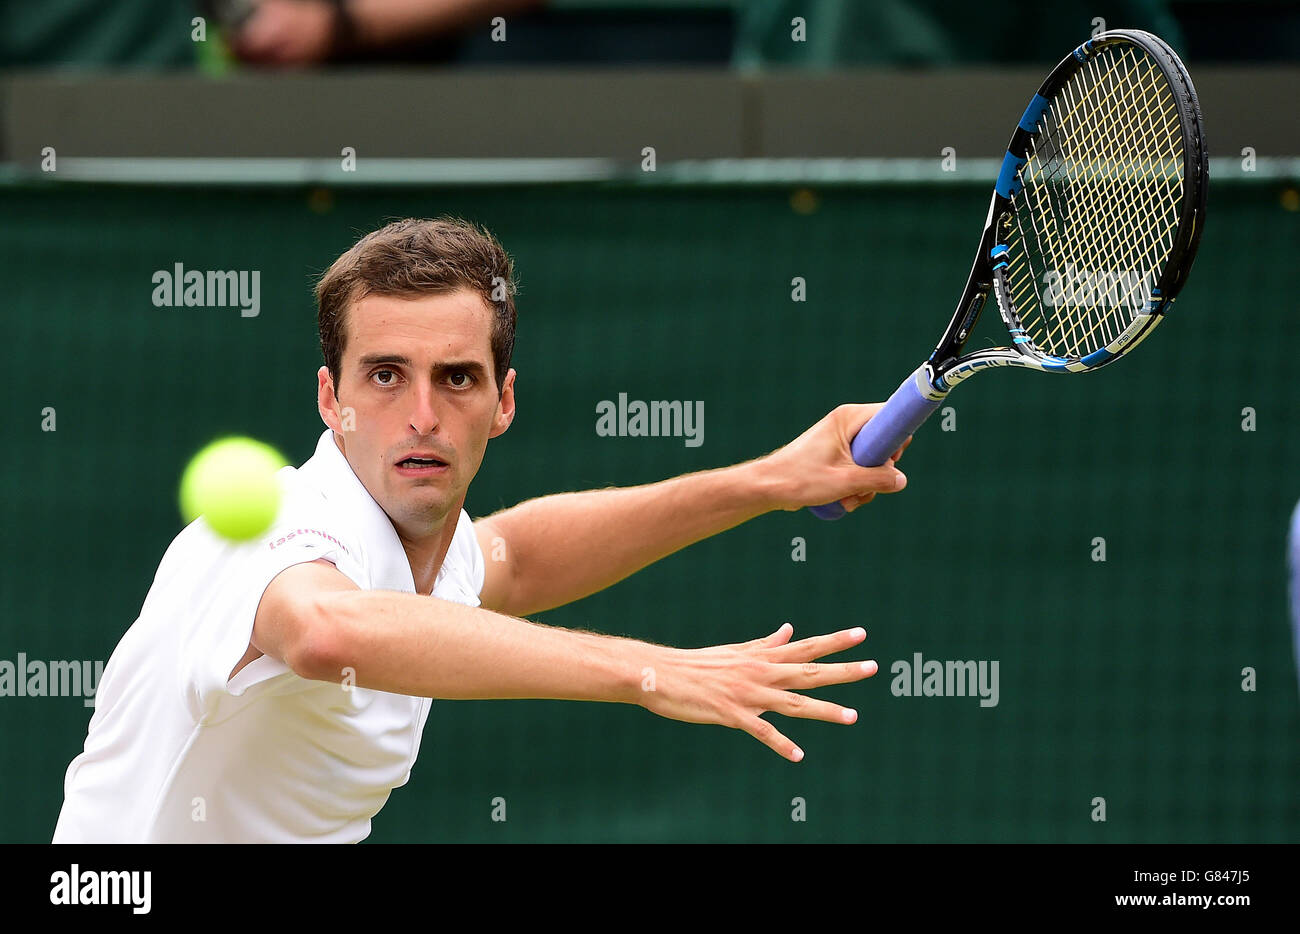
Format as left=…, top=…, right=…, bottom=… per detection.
left=316, top=217, right=517, bottom=394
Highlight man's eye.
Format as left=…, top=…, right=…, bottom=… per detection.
left=372, top=369, right=397, bottom=386
left=448, top=371, right=473, bottom=388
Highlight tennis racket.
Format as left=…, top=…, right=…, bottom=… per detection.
left=811, top=28, right=1208, bottom=520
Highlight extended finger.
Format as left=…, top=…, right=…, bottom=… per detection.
left=769, top=658, right=879, bottom=690
left=740, top=713, right=803, bottom=762
left=769, top=626, right=867, bottom=663
left=744, top=622, right=793, bottom=650
left=762, top=689, right=860, bottom=725
left=764, top=622, right=794, bottom=647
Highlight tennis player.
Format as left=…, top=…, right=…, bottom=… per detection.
left=53, top=217, right=910, bottom=843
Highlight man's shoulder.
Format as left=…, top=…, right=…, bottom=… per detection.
left=256, top=467, right=369, bottom=573
left=153, top=464, right=365, bottom=582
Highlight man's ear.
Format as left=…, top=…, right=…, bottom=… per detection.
left=489, top=367, right=516, bottom=440
left=318, top=365, right=344, bottom=434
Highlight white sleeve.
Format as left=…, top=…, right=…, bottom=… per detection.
left=183, top=494, right=367, bottom=712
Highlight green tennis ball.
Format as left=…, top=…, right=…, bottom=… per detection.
left=179, top=437, right=288, bottom=541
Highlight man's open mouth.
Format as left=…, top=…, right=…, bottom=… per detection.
left=397, top=456, right=448, bottom=469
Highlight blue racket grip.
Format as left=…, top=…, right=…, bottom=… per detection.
left=808, top=365, right=946, bottom=520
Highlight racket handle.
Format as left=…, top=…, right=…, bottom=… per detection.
left=808, top=365, right=945, bottom=521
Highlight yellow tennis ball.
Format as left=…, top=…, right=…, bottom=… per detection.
left=179, top=437, right=288, bottom=541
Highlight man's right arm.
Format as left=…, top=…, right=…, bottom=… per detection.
left=253, top=560, right=878, bottom=761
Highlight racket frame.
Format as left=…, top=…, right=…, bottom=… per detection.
left=918, top=28, right=1208, bottom=400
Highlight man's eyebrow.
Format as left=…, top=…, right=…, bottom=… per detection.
left=356, top=353, right=413, bottom=370
left=355, top=353, right=488, bottom=375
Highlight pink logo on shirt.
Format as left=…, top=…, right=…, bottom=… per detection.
left=268, top=529, right=352, bottom=556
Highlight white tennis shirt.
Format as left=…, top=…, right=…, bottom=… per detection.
left=53, top=429, right=485, bottom=843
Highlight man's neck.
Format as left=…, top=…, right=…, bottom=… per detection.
left=331, top=432, right=463, bottom=596
left=395, top=503, right=463, bottom=596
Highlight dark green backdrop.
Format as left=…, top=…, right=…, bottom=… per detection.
left=2, top=178, right=1296, bottom=842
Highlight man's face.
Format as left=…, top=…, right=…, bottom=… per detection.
left=317, top=289, right=514, bottom=536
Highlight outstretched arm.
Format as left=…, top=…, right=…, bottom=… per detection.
left=476, top=403, right=911, bottom=618
left=254, top=559, right=877, bottom=762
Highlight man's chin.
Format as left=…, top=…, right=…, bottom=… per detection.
left=384, top=487, right=462, bottom=526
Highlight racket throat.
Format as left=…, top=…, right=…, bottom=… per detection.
left=914, top=361, right=954, bottom=400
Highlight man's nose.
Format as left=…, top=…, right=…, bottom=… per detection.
left=409, top=381, right=440, bottom=435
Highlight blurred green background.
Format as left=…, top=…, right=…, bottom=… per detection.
left=1, top=177, right=1296, bottom=842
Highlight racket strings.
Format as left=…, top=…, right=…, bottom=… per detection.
left=1029, top=55, right=1180, bottom=352
left=1025, top=49, right=1180, bottom=350
left=1015, top=67, right=1176, bottom=351
left=1048, top=54, right=1182, bottom=350
left=1018, top=52, right=1182, bottom=355
left=1006, top=43, right=1185, bottom=360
